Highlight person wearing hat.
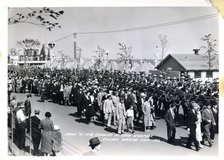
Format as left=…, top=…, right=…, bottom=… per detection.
left=83, top=137, right=101, bottom=156
left=111, top=90, right=120, bottom=126
left=29, top=109, right=41, bottom=156
left=116, top=98, right=126, bottom=135
left=186, top=102, right=200, bottom=151
left=15, top=101, right=27, bottom=150
left=201, top=100, right=216, bottom=147
left=193, top=102, right=203, bottom=149
left=142, top=96, right=154, bottom=132
left=76, top=87, right=85, bottom=118
left=97, top=88, right=106, bottom=122
left=40, top=112, right=54, bottom=156
left=8, top=95, right=17, bottom=138
left=24, top=93, right=32, bottom=118
left=164, top=103, right=176, bottom=144
left=103, top=94, right=113, bottom=127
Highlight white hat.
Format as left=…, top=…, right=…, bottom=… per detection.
left=140, top=93, right=146, bottom=97
left=54, top=125, right=60, bottom=130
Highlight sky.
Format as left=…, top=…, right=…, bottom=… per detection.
left=8, top=7, right=219, bottom=59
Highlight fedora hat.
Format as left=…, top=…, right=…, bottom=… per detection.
left=34, top=109, right=40, bottom=114
left=89, top=137, right=101, bottom=147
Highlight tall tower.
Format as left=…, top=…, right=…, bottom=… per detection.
left=74, top=41, right=77, bottom=60
left=73, top=33, right=77, bottom=60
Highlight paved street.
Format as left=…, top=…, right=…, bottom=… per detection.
left=10, top=93, right=218, bottom=156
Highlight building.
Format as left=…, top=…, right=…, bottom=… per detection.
left=9, top=44, right=56, bottom=66
left=155, top=52, right=219, bottom=81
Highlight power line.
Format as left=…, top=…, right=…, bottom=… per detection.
left=51, top=13, right=218, bottom=43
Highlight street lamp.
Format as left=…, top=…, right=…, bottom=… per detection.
left=47, top=43, right=55, bottom=61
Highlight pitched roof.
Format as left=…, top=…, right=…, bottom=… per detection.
left=156, top=54, right=219, bottom=71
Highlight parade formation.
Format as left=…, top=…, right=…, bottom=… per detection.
left=6, top=6, right=220, bottom=157
left=8, top=66, right=219, bottom=156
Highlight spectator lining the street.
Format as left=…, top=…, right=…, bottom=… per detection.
left=40, top=112, right=54, bottom=156
left=52, top=125, right=63, bottom=156
left=83, top=137, right=101, bottom=156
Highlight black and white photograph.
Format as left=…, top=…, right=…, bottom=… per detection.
left=3, top=0, right=223, bottom=158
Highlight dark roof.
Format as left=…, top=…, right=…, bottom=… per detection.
left=156, top=54, right=219, bottom=71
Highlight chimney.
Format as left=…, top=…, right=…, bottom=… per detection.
left=193, top=49, right=200, bottom=55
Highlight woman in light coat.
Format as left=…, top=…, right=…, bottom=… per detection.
left=40, top=112, right=54, bottom=156
left=194, top=102, right=203, bottom=148
left=142, top=96, right=155, bottom=132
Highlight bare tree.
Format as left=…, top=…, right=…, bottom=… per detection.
left=158, top=34, right=169, bottom=60
left=17, top=39, right=41, bottom=50
left=8, top=7, right=64, bottom=31
left=9, top=47, right=18, bottom=56
left=117, top=43, right=133, bottom=70
left=93, top=45, right=108, bottom=70
left=57, top=50, right=70, bottom=68
left=201, top=34, right=218, bottom=72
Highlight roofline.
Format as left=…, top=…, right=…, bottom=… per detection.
left=155, top=54, right=187, bottom=71
left=187, top=69, right=219, bottom=72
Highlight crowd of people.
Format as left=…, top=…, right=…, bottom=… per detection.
left=8, top=66, right=219, bottom=154
left=8, top=94, right=63, bottom=156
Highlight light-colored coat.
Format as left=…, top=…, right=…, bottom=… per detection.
left=40, top=118, right=54, bottom=154
left=116, top=102, right=126, bottom=122
left=103, top=99, right=113, bottom=114
left=142, top=101, right=153, bottom=127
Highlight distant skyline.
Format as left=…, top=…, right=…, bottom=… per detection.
left=8, top=7, right=219, bottom=59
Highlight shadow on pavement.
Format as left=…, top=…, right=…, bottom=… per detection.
left=133, top=125, right=144, bottom=132
left=93, top=121, right=104, bottom=127
left=150, top=135, right=167, bottom=143
left=150, top=135, right=188, bottom=149
left=68, top=112, right=79, bottom=118
left=37, top=100, right=45, bottom=103
left=75, top=118, right=89, bottom=125
left=173, top=136, right=188, bottom=148
left=104, top=127, right=117, bottom=134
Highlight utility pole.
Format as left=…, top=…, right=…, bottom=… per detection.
left=73, top=33, right=79, bottom=69
left=47, top=43, right=55, bottom=69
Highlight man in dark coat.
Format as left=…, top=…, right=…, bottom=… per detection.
left=164, top=103, right=176, bottom=144
left=40, top=81, right=46, bottom=102
left=21, top=78, right=26, bottom=93
left=186, top=102, right=200, bottom=151
left=70, top=83, right=76, bottom=106
left=52, top=82, right=58, bottom=103
left=201, top=101, right=216, bottom=147
left=24, top=94, right=32, bottom=118
left=83, top=137, right=102, bottom=156
left=30, top=110, right=41, bottom=156
left=76, top=87, right=84, bottom=117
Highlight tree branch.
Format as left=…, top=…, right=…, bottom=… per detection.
left=9, top=21, right=46, bottom=27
